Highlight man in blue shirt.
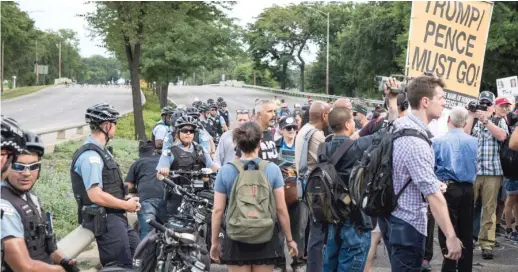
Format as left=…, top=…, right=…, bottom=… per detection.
left=433, top=106, right=477, bottom=272
left=71, top=104, right=140, bottom=268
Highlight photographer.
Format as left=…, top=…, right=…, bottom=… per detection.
left=464, top=91, right=508, bottom=259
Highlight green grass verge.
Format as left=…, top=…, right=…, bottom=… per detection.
left=1, top=85, right=53, bottom=99
left=116, top=86, right=166, bottom=139
left=34, top=139, right=139, bottom=240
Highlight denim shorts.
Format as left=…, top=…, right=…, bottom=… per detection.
left=505, top=178, right=518, bottom=195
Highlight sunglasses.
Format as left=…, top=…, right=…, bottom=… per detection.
left=180, top=129, right=195, bottom=135
left=236, top=109, right=250, bottom=114
left=12, top=162, right=41, bottom=173
left=284, top=126, right=297, bottom=131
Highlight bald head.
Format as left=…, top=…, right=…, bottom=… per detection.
left=333, top=98, right=352, bottom=110
left=309, top=101, right=331, bottom=124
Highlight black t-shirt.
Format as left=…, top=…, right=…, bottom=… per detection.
left=125, top=156, right=164, bottom=201
left=236, top=129, right=279, bottom=163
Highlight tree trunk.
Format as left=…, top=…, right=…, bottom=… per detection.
left=281, top=63, right=288, bottom=89
left=126, top=42, right=147, bottom=141
left=299, top=64, right=305, bottom=93
left=159, top=83, right=168, bottom=108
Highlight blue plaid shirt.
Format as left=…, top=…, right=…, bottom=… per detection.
left=392, top=114, right=440, bottom=236
left=471, top=118, right=508, bottom=176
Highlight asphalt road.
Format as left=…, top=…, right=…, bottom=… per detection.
left=1, top=85, right=135, bottom=131
left=168, top=85, right=311, bottom=122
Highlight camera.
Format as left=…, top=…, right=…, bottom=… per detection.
left=375, top=74, right=407, bottom=94
left=467, top=101, right=488, bottom=112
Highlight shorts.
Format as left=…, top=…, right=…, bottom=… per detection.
left=505, top=178, right=518, bottom=195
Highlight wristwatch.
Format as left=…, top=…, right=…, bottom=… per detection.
left=482, top=119, right=489, bottom=126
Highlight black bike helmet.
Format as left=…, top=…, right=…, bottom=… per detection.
left=161, top=106, right=175, bottom=116
left=208, top=103, right=218, bottom=110
left=23, top=131, right=45, bottom=157
left=192, top=100, right=202, bottom=108
left=217, top=97, right=224, bottom=103
left=207, top=98, right=215, bottom=104
left=198, top=103, right=210, bottom=113
left=170, top=110, right=187, bottom=127
left=85, top=103, right=120, bottom=125
left=1, top=115, right=26, bottom=155
left=175, top=116, right=198, bottom=130
left=186, top=107, right=201, bottom=119
left=220, top=101, right=227, bottom=107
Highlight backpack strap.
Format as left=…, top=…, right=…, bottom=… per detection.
left=298, top=128, right=318, bottom=177
left=257, top=160, right=269, bottom=172
left=329, top=139, right=354, bottom=166
left=230, top=159, right=244, bottom=173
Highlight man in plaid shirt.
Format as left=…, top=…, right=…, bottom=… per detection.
left=464, top=91, right=508, bottom=259
left=378, top=76, right=462, bottom=271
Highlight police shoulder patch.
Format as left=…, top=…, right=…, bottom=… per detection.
left=0, top=204, right=15, bottom=216
left=88, top=155, right=102, bottom=164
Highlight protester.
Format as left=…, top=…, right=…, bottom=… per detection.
left=352, top=104, right=368, bottom=130
left=235, top=101, right=279, bottom=162
left=378, top=75, right=462, bottom=271
left=210, top=122, right=298, bottom=272
left=294, top=101, right=331, bottom=272
left=214, top=109, right=251, bottom=166
left=464, top=91, right=508, bottom=259
left=432, top=107, right=478, bottom=271
left=125, top=140, right=166, bottom=240
left=322, top=107, right=373, bottom=272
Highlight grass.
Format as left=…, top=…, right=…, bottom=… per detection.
left=116, top=86, right=172, bottom=139
left=1, top=85, right=53, bottom=99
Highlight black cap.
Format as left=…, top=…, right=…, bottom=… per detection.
left=479, top=91, right=495, bottom=105
left=279, top=116, right=298, bottom=129
left=352, top=104, right=368, bottom=116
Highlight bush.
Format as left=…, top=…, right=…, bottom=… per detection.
left=34, top=138, right=139, bottom=240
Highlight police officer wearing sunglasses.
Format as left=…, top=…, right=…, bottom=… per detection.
left=70, top=103, right=140, bottom=269
left=1, top=119, right=79, bottom=272
left=156, top=116, right=220, bottom=214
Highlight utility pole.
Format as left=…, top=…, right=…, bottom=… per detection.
left=56, top=42, right=61, bottom=78
left=1, top=40, right=4, bottom=94
left=193, top=72, right=196, bottom=85
left=325, top=12, right=330, bottom=96
left=36, top=40, right=39, bottom=85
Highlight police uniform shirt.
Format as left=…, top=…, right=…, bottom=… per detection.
left=217, top=115, right=226, bottom=126
left=155, top=142, right=215, bottom=171
left=152, top=121, right=170, bottom=141
left=0, top=181, right=42, bottom=240
left=72, top=136, right=110, bottom=192
left=162, top=127, right=213, bottom=155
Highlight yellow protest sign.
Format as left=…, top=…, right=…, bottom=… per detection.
left=406, top=1, right=493, bottom=108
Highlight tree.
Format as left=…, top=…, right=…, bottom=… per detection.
left=85, top=1, right=149, bottom=141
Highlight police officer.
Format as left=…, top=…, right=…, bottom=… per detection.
left=1, top=121, right=79, bottom=271
left=71, top=103, right=140, bottom=268
left=198, top=103, right=217, bottom=139
left=152, top=106, right=175, bottom=151
left=162, top=109, right=187, bottom=154
left=185, top=107, right=215, bottom=156
left=218, top=101, right=231, bottom=129
left=208, top=103, right=228, bottom=136
left=156, top=115, right=220, bottom=215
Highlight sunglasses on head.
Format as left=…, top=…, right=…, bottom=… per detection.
left=236, top=109, right=250, bottom=114
left=179, top=128, right=195, bottom=135
left=11, top=162, right=41, bottom=173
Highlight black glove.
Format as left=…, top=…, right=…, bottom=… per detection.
left=60, top=257, right=80, bottom=272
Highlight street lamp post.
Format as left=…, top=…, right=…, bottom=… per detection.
left=56, top=42, right=61, bottom=78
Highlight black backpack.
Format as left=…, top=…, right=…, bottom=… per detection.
left=349, top=125, right=431, bottom=218
left=500, top=113, right=518, bottom=179
left=305, top=139, right=354, bottom=224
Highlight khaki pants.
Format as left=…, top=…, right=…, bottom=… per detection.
left=474, top=175, right=502, bottom=249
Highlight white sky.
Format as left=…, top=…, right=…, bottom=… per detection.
left=18, top=0, right=319, bottom=62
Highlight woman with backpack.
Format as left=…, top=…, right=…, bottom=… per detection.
left=210, top=122, right=298, bottom=272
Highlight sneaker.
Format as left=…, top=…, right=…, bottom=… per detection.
left=421, top=259, right=432, bottom=272
left=496, top=224, right=507, bottom=237
left=482, top=248, right=494, bottom=260
left=495, top=240, right=501, bottom=248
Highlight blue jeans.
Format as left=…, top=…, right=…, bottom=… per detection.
left=378, top=215, right=425, bottom=272
left=137, top=198, right=167, bottom=240
left=307, top=218, right=325, bottom=271
left=323, top=221, right=371, bottom=272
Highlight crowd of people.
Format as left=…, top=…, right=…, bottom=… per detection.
left=3, top=74, right=518, bottom=272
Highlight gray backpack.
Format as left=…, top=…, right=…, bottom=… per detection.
left=226, top=160, right=277, bottom=244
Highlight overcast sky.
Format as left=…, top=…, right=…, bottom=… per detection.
left=18, top=0, right=319, bottom=62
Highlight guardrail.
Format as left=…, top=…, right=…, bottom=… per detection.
left=215, top=80, right=385, bottom=107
